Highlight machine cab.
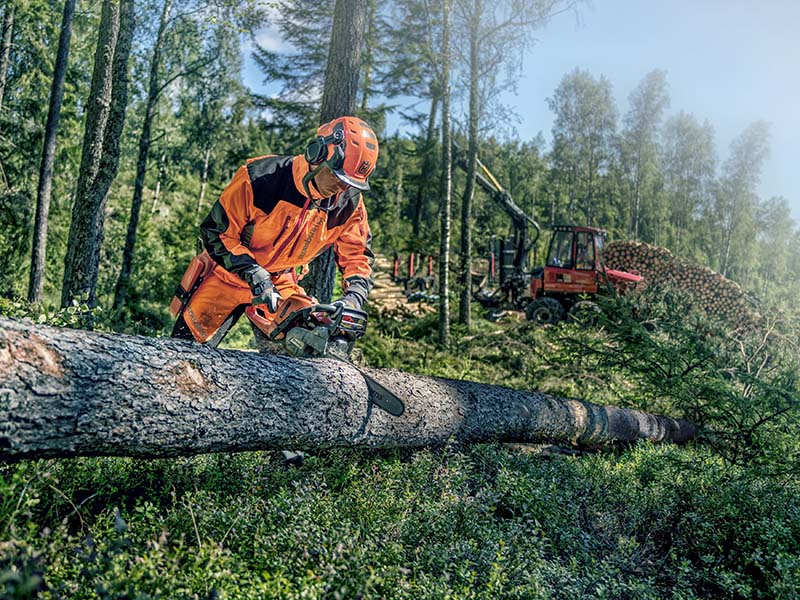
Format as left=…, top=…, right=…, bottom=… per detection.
left=531, top=225, right=607, bottom=297
left=546, top=226, right=604, bottom=270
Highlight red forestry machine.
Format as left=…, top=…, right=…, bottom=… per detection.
left=455, top=149, right=643, bottom=325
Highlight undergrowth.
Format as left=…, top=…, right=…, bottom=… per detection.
left=1, top=445, right=798, bottom=599
left=1, top=298, right=799, bottom=598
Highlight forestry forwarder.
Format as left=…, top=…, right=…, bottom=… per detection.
left=455, top=149, right=643, bottom=325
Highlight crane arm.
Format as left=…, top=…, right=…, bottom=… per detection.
left=452, top=143, right=541, bottom=268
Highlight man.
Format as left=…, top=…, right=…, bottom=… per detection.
left=171, top=116, right=379, bottom=346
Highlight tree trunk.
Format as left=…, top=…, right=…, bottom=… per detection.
left=0, top=1, right=14, bottom=114
left=438, top=0, right=452, bottom=347
left=196, top=146, right=210, bottom=217
left=306, top=0, right=368, bottom=303
left=150, top=152, right=166, bottom=215
left=319, top=0, right=367, bottom=123
left=0, top=317, right=697, bottom=460
left=113, top=0, right=172, bottom=317
left=412, top=94, right=439, bottom=238
left=61, top=0, right=135, bottom=310
left=359, top=0, right=376, bottom=112
left=28, top=0, right=77, bottom=304
left=459, top=4, right=480, bottom=329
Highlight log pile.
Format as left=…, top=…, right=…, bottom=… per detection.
left=369, top=254, right=436, bottom=319
left=602, top=240, right=758, bottom=325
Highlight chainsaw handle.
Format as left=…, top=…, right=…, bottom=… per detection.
left=312, top=303, right=340, bottom=314
left=245, top=305, right=273, bottom=328
left=312, top=302, right=345, bottom=329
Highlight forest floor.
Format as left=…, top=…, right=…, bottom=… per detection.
left=1, top=264, right=798, bottom=599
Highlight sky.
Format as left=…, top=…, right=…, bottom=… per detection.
left=242, top=0, right=800, bottom=221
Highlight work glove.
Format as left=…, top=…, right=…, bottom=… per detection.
left=245, top=266, right=282, bottom=312
left=333, top=292, right=364, bottom=310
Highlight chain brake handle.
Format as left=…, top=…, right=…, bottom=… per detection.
left=312, top=303, right=367, bottom=341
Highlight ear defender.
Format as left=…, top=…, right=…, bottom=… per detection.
left=304, top=138, right=327, bottom=165
left=304, top=126, right=346, bottom=166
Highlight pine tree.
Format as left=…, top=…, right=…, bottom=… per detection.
left=61, top=0, right=135, bottom=310
left=28, top=0, right=77, bottom=303
left=304, top=0, right=369, bottom=303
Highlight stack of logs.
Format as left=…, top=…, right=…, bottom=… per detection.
left=603, top=240, right=758, bottom=325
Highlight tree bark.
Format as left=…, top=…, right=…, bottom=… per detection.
left=0, top=317, right=697, bottom=460
left=412, top=94, right=439, bottom=238
left=359, top=0, right=376, bottom=112
left=150, top=152, right=166, bottom=215
left=0, top=1, right=14, bottom=114
left=61, top=0, right=135, bottom=309
left=196, top=146, right=210, bottom=218
left=459, top=1, right=480, bottom=330
left=306, top=0, right=368, bottom=303
left=28, top=0, right=77, bottom=304
left=113, top=0, right=172, bottom=317
left=319, top=0, right=367, bottom=124
left=438, top=0, right=452, bottom=347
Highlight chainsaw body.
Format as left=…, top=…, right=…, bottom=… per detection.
left=245, top=294, right=367, bottom=359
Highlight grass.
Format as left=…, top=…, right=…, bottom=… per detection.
left=1, top=306, right=799, bottom=598
left=2, top=445, right=798, bottom=599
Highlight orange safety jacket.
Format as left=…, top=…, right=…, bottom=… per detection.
left=200, top=154, right=374, bottom=302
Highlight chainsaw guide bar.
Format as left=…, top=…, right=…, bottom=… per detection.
left=247, top=295, right=406, bottom=417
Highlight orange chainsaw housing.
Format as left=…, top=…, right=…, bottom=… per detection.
left=245, top=293, right=318, bottom=340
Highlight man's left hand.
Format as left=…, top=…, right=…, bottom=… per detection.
left=333, top=293, right=363, bottom=310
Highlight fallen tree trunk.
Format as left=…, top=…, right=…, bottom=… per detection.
left=0, top=318, right=697, bottom=459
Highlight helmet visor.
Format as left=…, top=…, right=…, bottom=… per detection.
left=330, top=167, right=370, bottom=191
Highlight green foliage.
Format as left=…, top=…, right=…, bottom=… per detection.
left=559, top=284, right=800, bottom=474
left=1, top=443, right=798, bottom=598
left=0, top=296, right=101, bottom=328
left=0, top=191, right=33, bottom=298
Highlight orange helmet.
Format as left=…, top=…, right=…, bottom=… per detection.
left=305, top=116, right=379, bottom=190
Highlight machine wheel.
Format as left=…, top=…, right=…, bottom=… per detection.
left=567, top=300, right=601, bottom=326
left=525, top=297, right=565, bottom=325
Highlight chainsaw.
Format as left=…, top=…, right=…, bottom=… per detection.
left=245, top=294, right=405, bottom=417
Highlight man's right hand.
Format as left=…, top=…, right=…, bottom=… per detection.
left=246, top=267, right=282, bottom=312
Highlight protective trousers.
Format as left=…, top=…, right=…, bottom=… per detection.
left=172, top=268, right=304, bottom=346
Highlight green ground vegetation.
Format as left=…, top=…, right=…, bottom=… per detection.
left=1, top=291, right=799, bottom=599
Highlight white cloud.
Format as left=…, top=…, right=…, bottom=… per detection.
left=253, top=24, right=292, bottom=54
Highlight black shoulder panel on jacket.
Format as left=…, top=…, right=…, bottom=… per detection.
left=247, top=156, right=306, bottom=214
left=326, top=187, right=361, bottom=229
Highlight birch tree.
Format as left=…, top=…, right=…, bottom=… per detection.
left=619, top=69, right=669, bottom=242
left=454, top=0, right=579, bottom=329
left=438, top=0, right=452, bottom=346
left=715, top=121, right=769, bottom=280
left=661, top=111, right=716, bottom=257
left=547, top=69, right=616, bottom=226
